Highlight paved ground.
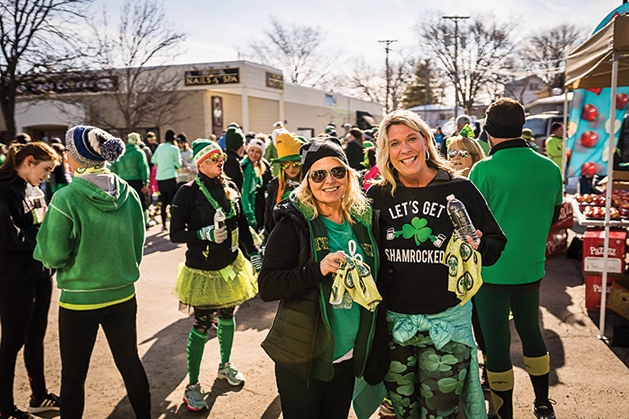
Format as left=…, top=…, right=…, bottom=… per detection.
left=10, top=226, right=629, bottom=418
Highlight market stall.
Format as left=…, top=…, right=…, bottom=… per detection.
left=565, top=13, right=629, bottom=338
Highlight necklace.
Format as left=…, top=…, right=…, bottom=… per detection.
left=195, top=177, right=236, bottom=219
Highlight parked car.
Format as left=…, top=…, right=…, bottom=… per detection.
left=523, top=112, right=564, bottom=154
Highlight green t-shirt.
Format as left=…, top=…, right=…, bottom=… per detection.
left=321, top=216, right=363, bottom=361
left=469, top=145, right=562, bottom=285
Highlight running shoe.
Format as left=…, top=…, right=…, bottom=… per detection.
left=0, top=406, right=35, bottom=419
left=183, top=382, right=207, bottom=411
left=217, top=362, right=245, bottom=386
left=27, top=392, right=60, bottom=413
left=533, top=399, right=556, bottom=419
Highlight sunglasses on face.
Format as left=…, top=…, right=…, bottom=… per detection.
left=281, top=161, right=301, bottom=170
left=448, top=149, right=470, bottom=159
left=309, top=166, right=347, bottom=183
left=206, top=153, right=227, bottom=163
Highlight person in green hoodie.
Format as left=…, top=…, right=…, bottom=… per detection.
left=110, top=132, right=150, bottom=228
left=34, top=126, right=151, bottom=419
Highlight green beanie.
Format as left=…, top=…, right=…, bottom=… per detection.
left=224, top=127, right=245, bottom=151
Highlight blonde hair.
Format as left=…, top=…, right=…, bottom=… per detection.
left=447, top=135, right=486, bottom=165
left=376, top=110, right=455, bottom=196
left=291, top=157, right=369, bottom=224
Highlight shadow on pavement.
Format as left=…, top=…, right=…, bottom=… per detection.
left=143, top=229, right=182, bottom=256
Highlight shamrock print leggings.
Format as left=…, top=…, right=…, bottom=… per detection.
left=384, top=331, right=471, bottom=419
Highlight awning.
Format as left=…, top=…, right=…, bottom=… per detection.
left=565, top=15, right=629, bottom=89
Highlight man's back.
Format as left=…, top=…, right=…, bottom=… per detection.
left=470, top=143, right=562, bottom=285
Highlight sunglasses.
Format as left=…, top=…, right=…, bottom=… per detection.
left=281, top=161, right=301, bottom=170
left=309, top=166, right=347, bottom=183
left=206, top=153, right=227, bottom=163
left=448, top=149, right=470, bottom=159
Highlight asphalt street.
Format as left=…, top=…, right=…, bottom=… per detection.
left=10, top=226, right=629, bottom=418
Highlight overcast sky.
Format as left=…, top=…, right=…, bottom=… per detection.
left=90, top=0, right=624, bottom=67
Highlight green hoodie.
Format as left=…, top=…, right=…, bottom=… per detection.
left=109, top=143, right=149, bottom=185
left=34, top=175, right=145, bottom=310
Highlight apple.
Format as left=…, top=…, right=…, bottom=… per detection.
left=581, top=162, right=597, bottom=177
left=580, top=130, right=599, bottom=148
left=581, top=104, right=599, bottom=121
left=617, top=93, right=629, bottom=110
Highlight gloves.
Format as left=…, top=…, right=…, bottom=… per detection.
left=250, top=251, right=262, bottom=273
left=197, top=224, right=228, bottom=244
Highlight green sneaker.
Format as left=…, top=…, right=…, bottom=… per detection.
left=183, top=383, right=207, bottom=411
left=217, top=362, right=245, bottom=386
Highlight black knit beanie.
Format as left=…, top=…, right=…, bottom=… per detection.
left=300, top=137, right=349, bottom=178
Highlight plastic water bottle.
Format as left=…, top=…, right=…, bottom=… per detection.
left=214, top=208, right=226, bottom=230
left=29, top=186, right=46, bottom=224
left=446, top=194, right=480, bottom=246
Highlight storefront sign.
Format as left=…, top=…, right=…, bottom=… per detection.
left=185, top=68, right=239, bottom=86
left=266, top=72, right=284, bottom=89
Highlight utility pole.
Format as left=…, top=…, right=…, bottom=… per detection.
left=442, top=15, right=468, bottom=121
left=379, top=39, right=397, bottom=113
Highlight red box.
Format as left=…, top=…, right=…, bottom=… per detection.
left=582, top=228, right=626, bottom=275
left=550, top=202, right=574, bottom=230
left=585, top=274, right=618, bottom=309
left=546, top=228, right=567, bottom=258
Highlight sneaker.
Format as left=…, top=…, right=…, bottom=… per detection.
left=183, top=383, right=207, bottom=411
left=533, top=399, right=556, bottom=419
left=378, top=398, right=396, bottom=418
left=217, top=362, right=245, bottom=386
left=27, top=392, right=60, bottom=413
left=0, top=406, right=36, bottom=419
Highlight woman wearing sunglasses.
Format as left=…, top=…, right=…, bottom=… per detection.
left=263, top=129, right=307, bottom=237
left=169, top=139, right=261, bottom=411
left=258, top=137, right=381, bottom=419
left=447, top=136, right=486, bottom=178
left=366, top=110, right=506, bottom=419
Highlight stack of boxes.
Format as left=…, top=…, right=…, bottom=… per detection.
left=583, top=228, right=627, bottom=309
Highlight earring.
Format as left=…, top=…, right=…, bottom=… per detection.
left=425, top=149, right=430, bottom=161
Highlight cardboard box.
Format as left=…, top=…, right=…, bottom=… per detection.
left=582, top=228, right=626, bottom=275
left=546, top=228, right=567, bottom=258
left=613, top=170, right=629, bottom=181
left=585, top=274, right=618, bottom=309
left=550, top=201, right=573, bottom=230
left=612, top=170, right=629, bottom=190
left=609, top=276, right=629, bottom=320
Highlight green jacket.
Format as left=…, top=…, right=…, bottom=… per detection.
left=240, top=157, right=261, bottom=227
left=34, top=174, right=145, bottom=310
left=259, top=198, right=379, bottom=382
left=110, top=143, right=149, bottom=185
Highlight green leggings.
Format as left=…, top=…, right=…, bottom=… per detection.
left=474, top=284, right=547, bottom=372
left=383, top=331, right=471, bottom=419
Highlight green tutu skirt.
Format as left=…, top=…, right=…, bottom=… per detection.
left=174, top=251, right=258, bottom=309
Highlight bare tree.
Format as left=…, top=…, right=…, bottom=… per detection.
left=417, top=13, right=516, bottom=113
left=348, top=51, right=416, bottom=112
left=518, top=24, right=586, bottom=94
left=0, top=0, right=93, bottom=140
left=239, top=17, right=341, bottom=88
left=403, top=58, right=446, bottom=108
left=86, top=0, right=187, bottom=131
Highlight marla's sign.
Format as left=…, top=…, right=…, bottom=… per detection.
left=185, top=68, right=239, bottom=86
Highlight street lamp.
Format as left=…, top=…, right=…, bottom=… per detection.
left=442, top=15, right=469, bottom=121
left=379, top=39, right=397, bottom=113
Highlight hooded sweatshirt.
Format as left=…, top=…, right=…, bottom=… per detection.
left=34, top=173, right=145, bottom=310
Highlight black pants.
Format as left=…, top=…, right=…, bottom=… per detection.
left=157, top=178, right=177, bottom=226
left=127, top=180, right=148, bottom=212
left=0, top=278, right=52, bottom=415
left=275, top=360, right=354, bottom=419
left=58, top=297, right=151, bottom=419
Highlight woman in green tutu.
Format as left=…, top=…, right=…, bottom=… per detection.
left=170, top=139, right=262, bottom=412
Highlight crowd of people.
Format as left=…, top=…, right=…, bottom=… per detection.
left=0, top=97, right=564, bottom=419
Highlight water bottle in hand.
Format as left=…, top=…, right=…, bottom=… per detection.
left=446, top=194, right=480, bottom=246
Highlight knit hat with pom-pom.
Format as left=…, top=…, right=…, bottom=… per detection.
left=66, top=126, right=125, bottom=168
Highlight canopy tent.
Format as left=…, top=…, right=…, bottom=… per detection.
left=565, top=14, right=629, bottom=339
